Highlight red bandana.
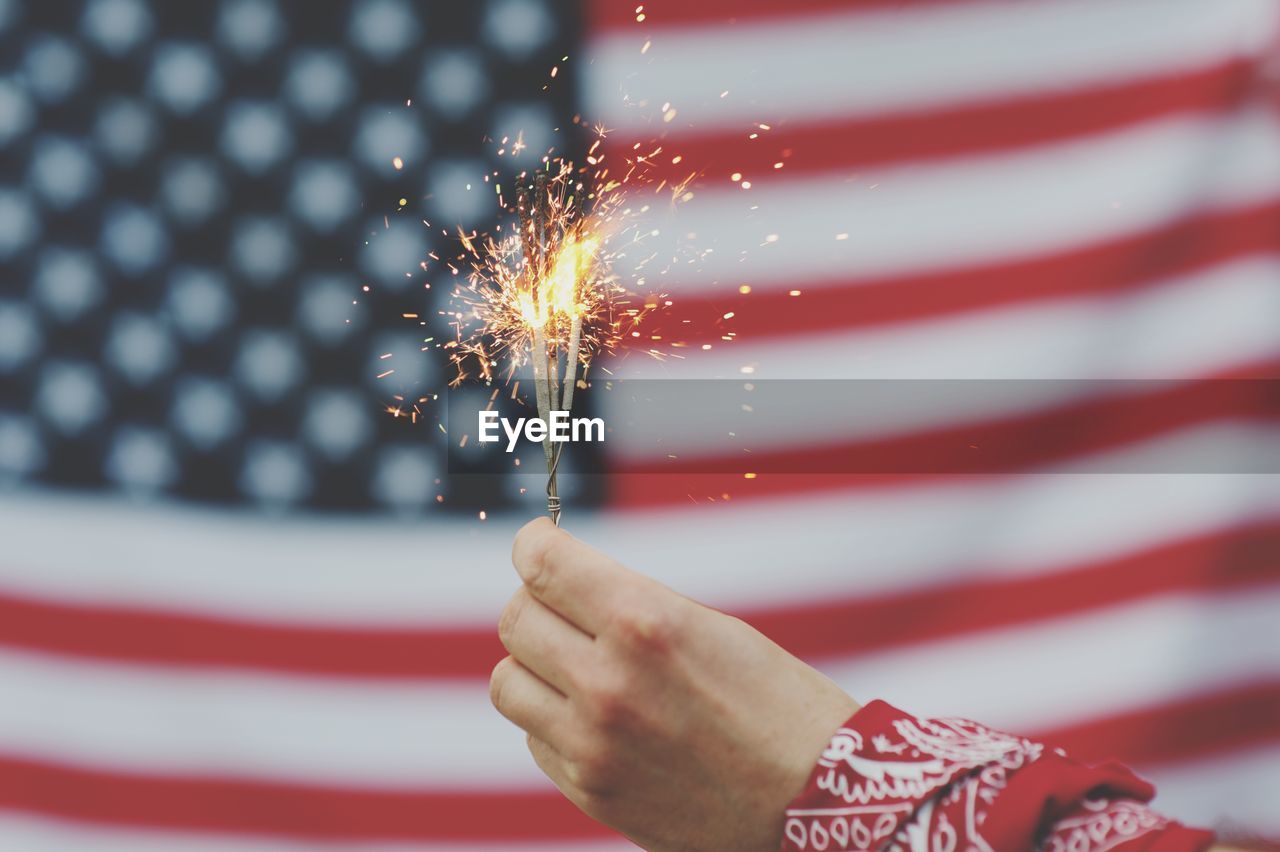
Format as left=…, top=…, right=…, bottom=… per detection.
left=782, top=700, right=1214, bottom=851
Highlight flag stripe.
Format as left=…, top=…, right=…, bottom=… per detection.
left=0, top=679, right=1271, bottom=842
left=1145, top=744, right=1280, bottom=836
left=751, top=519, right=1280, bottom=663
left=0, top=517, right=1275, bottom=680
left=609, top=362, right=1280, bottom=477
left=3, top=744, right=1272, bottom=852
left=0, top=591, right=502, bottom=680
left=607, top=112, right=1280, bottom=297
left=614, top=255, right=1280, bottom=382
left=826, top=589, right=1280, bottom=733
left=586, top=0, right=950, bottom=32
left=601, top=58, right=1258, bottom=187
left=1041, top=681, right=1280, bottom=768
left=1, top=589, right=1274, bottom=789
left=654, top=200, right=1280, bottom=345
left=0, top=754, right=608, bottom=842
left=0, top=814, right=634, bottom=852
left=585, top=0, right=1278, bottom=132
left=5, top=476, right=1280, bottom=622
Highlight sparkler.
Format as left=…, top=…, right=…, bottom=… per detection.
left=506, top=166, right=603, bottom=526
left=444, top=132, right=695, bottom=524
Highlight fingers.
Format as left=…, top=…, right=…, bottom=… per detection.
left=512, top=517, right=638, bottom=634
left=489, top=656, right=569, bottom=745
left=526, top=734, right=612, bottom=824
left=526, top=733, right=575, bottom=795
left=499, top=586, right=595, bottom=696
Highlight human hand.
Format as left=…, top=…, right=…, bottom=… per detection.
left=490, top=518, right=860, bottom=851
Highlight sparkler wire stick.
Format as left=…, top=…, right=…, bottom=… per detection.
left=520, top=170, right=565, bottom=526
left=536, top=172, right=565, bottom=525
left=562, top=315, right=582, bottom=413
left=544, top=340, right=562, bottom=526
left=530, top=325, right=553, bottom=465
left=543, top=313, right=582, bottom=526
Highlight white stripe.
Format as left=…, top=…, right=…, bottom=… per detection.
left=2, top=475, right=1279, bottom=621
left=0, top=590, right=1273, bottom=789
left=603, top=110, right=1280, bottom=295
left=612, top=415, right=1280, bottom=481
left=1047, top=421, right=1280, bottom=475
left=1146, top=744, right=1280, bottom=834
left=823, top=588, right=1280, bottom=733
left=0, top=647, right=543, bottom=788
left=598, top=259, right=1280, bottom=462
left=587, top=0, right=1278, bottom=132
left=0, top=814, right=637, bottom=852
left=605, top=254, right=1280, bottom=381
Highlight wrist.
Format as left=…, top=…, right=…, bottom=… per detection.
left=767, top=688, right=860, bottom=850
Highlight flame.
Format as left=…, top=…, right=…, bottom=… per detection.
left=543, top=233, right=599, bottom=319
left=446, top=138, right=697, bottom=385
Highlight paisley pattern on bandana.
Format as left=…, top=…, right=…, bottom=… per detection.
left=782, top=701, right=1215, bottom=852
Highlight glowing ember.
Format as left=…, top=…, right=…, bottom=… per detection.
left=446, top=148, right=685, bottom=387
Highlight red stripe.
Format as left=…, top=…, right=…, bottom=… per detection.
left=0, top=594, right=503, bottom=680
left=607, top=360, right=1280, bottom=507
left=748, top=519, right=1280, bottom=662
left=0, top=683, right=1271, bottom=840
left=647, top=200, right=1280, bottom=344
left=0, top=756, right=607, bottom=842
left=1, top=519, right=1276, bottom=681
left=601, top=59, right=1256, bottom=189
left=1037, top=681, right=1280, bottom=769
left=588, top=0, right=959, bottom=32
left=610, top=371, right=1280, bottom=476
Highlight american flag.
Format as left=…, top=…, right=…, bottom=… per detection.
left=1, top=0, right=1278, bottom=848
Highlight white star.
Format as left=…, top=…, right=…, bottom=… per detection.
left=82, top=0, right=153, bottom=56
left=167, top=266, right=234, bottom=342
left=35, top=362, right=108, bottom=436
left=283, top=49, right=355, bottom=122
left=372, top=445, right=437, bottom=511
left=148, top=42, right=221, bottom=115
left=302, top=389, right=372, bottom=461
left=358, top=218, right=426, bottom=291
left=221, top=101, right=293, bottom=174
left=240, top=440, right=311, bottom=506
left=105, top=427, right=177, bottom=493
left=172, top=378, right=242, bottom=450
left=349, top=0, right=419, bottom=62
left=234, top=330, right=305, bottom=402
left=33, top=247, right=101, bottom=323
left=104, top=313, right=175, bottom=386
